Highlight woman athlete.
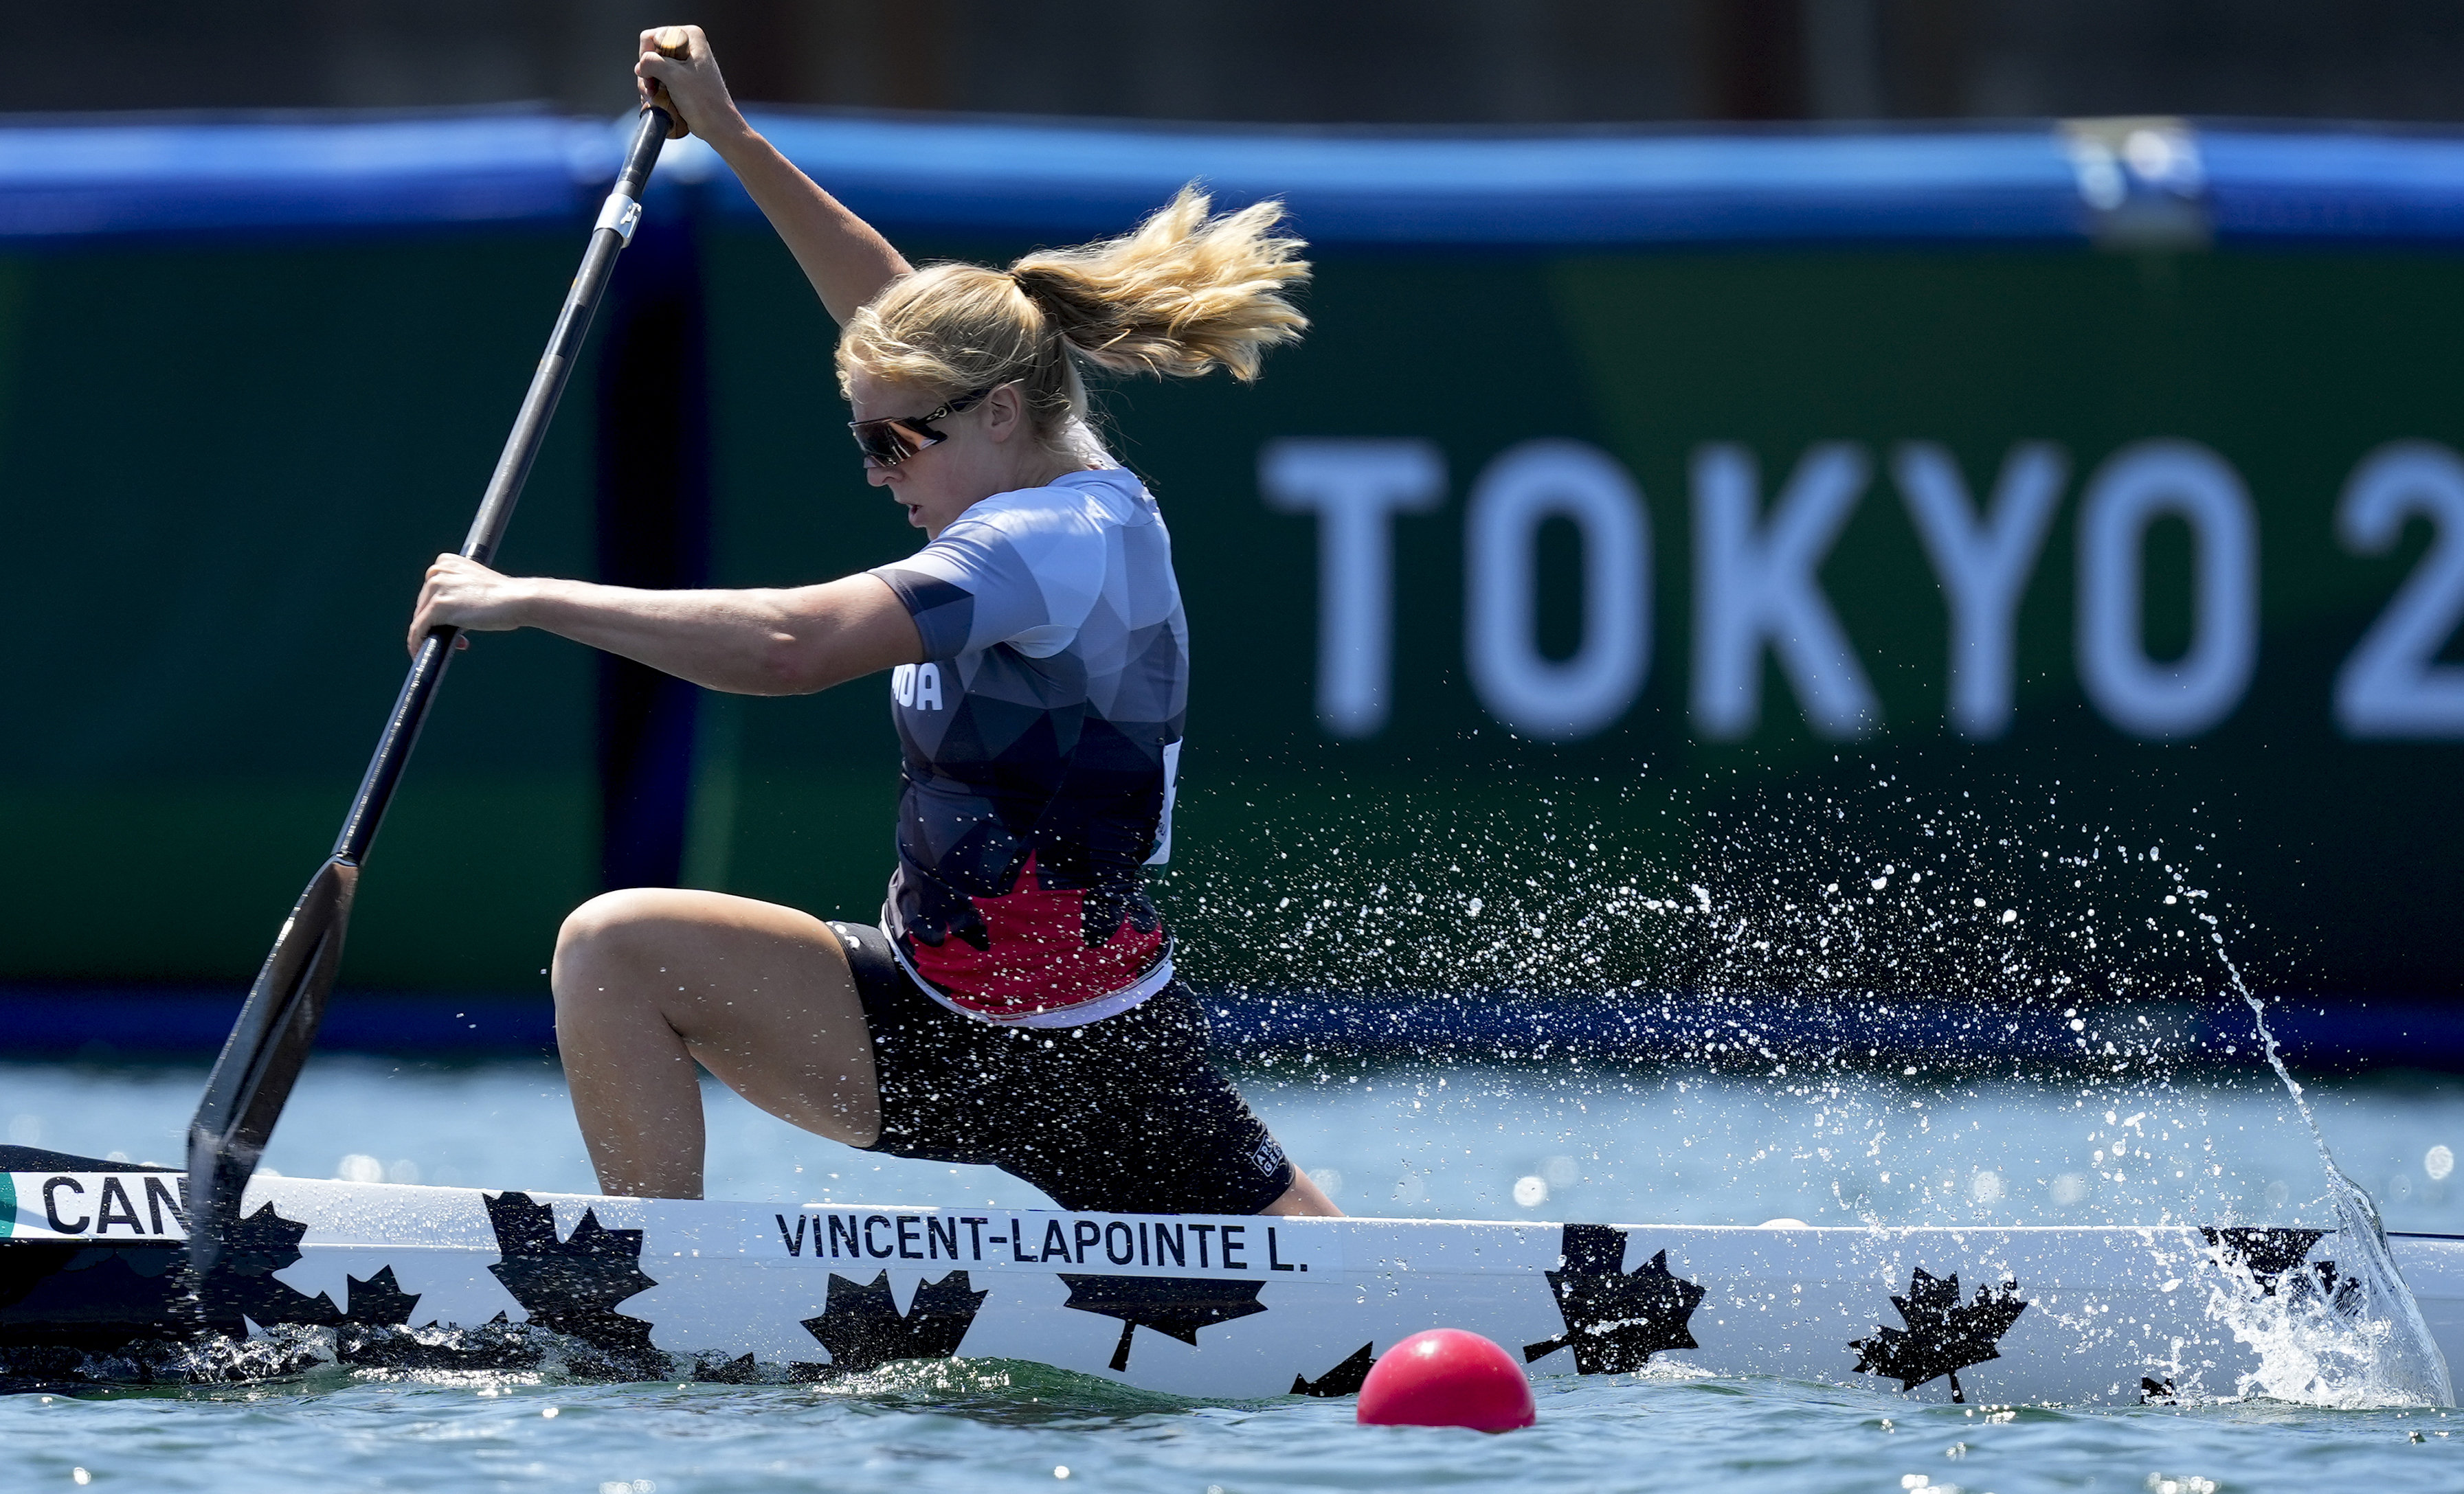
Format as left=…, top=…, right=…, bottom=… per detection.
left=408, top=25, right=1339, bottom=1220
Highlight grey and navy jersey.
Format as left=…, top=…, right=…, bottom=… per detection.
left=868, top=467, right=1187, bottom=1023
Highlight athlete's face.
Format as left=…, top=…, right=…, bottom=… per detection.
left=847, top=371, right=1049, bottom=540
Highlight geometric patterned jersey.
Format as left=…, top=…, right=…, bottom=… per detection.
left=867, top=467, right=1186, bottom=1025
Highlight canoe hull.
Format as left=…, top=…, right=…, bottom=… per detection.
left=6, top=1166, right=2459, bottom=1405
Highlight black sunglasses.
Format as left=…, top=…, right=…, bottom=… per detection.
left=848, top=385, right=997, bottom=467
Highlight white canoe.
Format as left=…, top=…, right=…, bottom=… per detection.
left=5, top=1161, right=2459, bottom=1405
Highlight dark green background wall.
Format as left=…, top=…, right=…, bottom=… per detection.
left=0, top=238, right=602, bottom=990
left=6, top=223, right=2460, bottom=1000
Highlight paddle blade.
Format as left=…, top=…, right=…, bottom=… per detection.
left=186, top=856, right=358, bottom=1276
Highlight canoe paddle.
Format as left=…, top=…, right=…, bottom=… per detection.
left=185, top=32, right=695, bottom=1281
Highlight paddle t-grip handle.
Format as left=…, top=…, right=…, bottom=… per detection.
left=645, top=27, right=695, bottom=138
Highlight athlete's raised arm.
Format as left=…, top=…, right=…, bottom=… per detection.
left=635, top=25, right=910, bottom=324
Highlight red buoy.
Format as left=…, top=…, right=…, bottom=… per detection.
left=1355, top=1328, right=1537, bottom=1431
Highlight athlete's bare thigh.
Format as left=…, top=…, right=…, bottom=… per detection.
left=550, top=887, right=877, bottom=1197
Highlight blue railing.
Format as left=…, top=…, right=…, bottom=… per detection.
left=11, top=107, right=2464, bottom=249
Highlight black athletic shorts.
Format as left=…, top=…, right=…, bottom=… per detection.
left=828, top=922, right=1295, bottom=1216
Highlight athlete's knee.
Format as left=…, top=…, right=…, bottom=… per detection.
left=552, top=890, right=685, bottom=1001
left=559, top=887, right=682, bottom=953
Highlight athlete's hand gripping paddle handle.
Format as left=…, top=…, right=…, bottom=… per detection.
left=184, top=45, right=687, bottom=1284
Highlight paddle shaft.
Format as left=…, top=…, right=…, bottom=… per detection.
left=337, top=114, right=669, bottom=861
left=186, top=87, right=682, bottom=1276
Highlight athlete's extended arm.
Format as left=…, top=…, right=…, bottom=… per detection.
left=409, top=554, right=923, bottom=696
left=636, top=25, right=909, bottom=324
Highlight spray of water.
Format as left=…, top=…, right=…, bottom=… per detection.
left=1182, top=768, right=2295, bottom=1225
left=2206, top=931, right=2452, bottom=1406
left=1176, top=762, right=2454, bottom=1405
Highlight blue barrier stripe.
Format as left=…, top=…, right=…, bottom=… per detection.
left=0, top=115, right=596, bottom=184
left=13, top=111, right=2464, bottom=248
left=0, top=115, right=605, bottom=240
left=735, top=113, right=2090, bottom=245
left=2204, top=128, right=2464, bottom=243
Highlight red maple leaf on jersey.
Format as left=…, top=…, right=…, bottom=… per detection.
left=913, top=852, right=1165, bottom=1017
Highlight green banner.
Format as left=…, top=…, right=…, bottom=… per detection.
left=4, top=228, right=2459, bottom=1000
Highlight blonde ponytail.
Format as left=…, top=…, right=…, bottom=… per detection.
left=837, top=186, right=1310, bottom=450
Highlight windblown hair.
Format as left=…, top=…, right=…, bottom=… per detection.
left=837, top=185, right=1310, bottom=452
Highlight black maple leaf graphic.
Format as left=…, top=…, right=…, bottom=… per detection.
left=340, top=1265, right=421, bottom=1327
left=1057, top=1274, right=1267, bottom=1371
left=210, top=1201, right=308, bottom=1284
left=1850, top=1267, right=2028, bottom=1402
left=798, top=1270, right=987, bottom=1374
left=484, top=1192, right=659, bottom=1360
left=1291, top=1342, right=1376, bottom=1396
left=2199, top=1227, right=2356, bottom=1310
left=1523, top=1225, right=1705, bottom=1374
left=194, top=1201, right=342, bottom=1332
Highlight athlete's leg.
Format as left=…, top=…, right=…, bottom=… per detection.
left=550, top=888, right=880, bottom=1198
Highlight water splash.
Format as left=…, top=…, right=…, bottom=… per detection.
left=1182, top=769, right=2296, bottom=1229
left=0, top=1323, right=331, bottom=1392
left=2200, top=929, right=2450, bottom=1406
left=1178, top=765, right=2453, bottom=1403
left=3, top=1320, right=700, bottom=1392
